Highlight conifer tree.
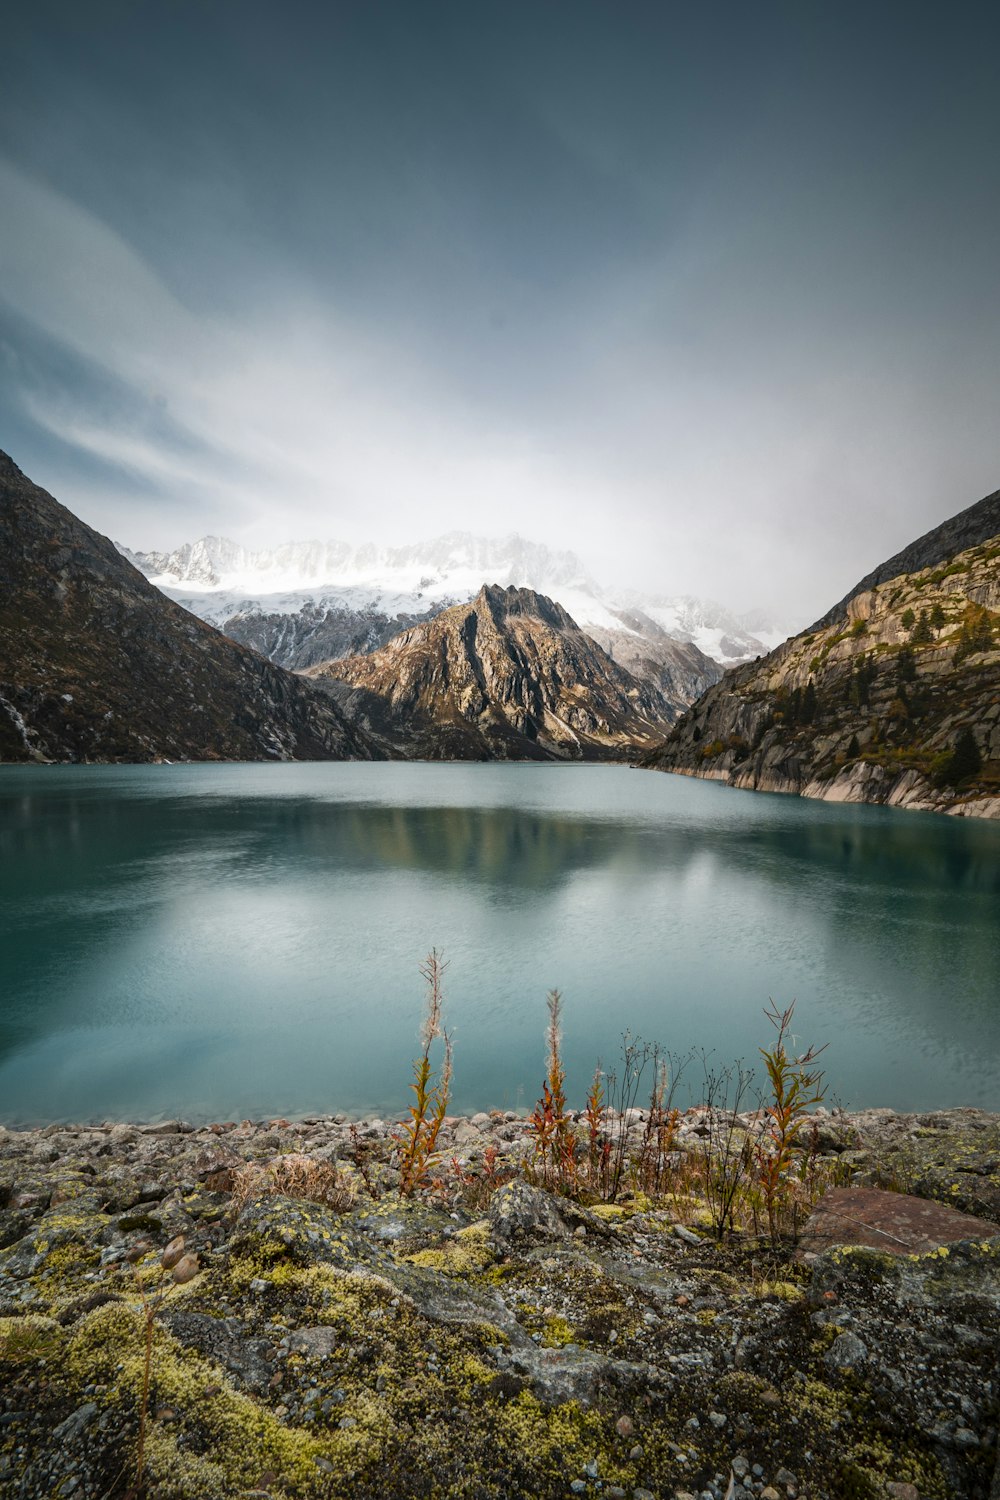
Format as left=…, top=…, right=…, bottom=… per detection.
left=911, top=609, right=933, bottom=644
left=948, top=727, right=982, bottom=783
left=929, top=602, right=946, bottom=634
left=896, top=645, right=917, bottom=683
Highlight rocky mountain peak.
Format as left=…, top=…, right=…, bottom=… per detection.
left=473, top=582, right=577, bottom=633
left=306, top=581, right=677, bottom=762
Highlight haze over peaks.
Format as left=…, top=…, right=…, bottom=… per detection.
left=119, top=530, right=789, bottom=664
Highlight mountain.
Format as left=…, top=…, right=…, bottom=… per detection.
left=304, top=583, right=676, bottom=760
left=0, top=452, right=373, bottom=764
left=119, top=531, right=775, bottom=675
left=644, top=486, right=1000, bottom=818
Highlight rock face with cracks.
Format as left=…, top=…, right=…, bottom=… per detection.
left=0, top=1107, right=998, bottom=1499
left=304, top=584, right=678, bottom=761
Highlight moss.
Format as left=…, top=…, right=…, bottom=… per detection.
left=64, top=1303, right=330, bottom=1494
left=401, top=1224, right=494, bottom=1275
left=539, top=1314, right=577, bottom=1348
left=490, top=1392, right=626, bottom=1485
left=752, top=1280, right=805, bottom=1302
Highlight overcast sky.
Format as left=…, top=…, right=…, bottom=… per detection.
left=1, top=1, right=998, bottom=623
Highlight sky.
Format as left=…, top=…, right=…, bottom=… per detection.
left=1, top=1, right=999, bottom=624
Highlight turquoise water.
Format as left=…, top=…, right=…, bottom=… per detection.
left=0, top=762, right=997, bottom=1124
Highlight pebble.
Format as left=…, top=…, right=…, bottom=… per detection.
left=615, top=1415, right=635, bottom=1439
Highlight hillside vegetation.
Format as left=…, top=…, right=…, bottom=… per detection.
left=645, top=489, right=1000, bottom=818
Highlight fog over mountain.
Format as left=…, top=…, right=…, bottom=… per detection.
left=2, top=3, right=999, bottom=620
left=119, top=530, right=787, bottom=664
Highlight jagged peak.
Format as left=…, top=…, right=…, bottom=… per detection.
left=472, top=582, right=578, bottom=632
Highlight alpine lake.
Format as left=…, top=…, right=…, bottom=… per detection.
left=1, top=761, right=998, bottom=1126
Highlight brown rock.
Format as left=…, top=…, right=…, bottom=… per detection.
left=799, top=1187, right=998, bottom=1255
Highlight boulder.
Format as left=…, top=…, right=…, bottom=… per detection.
left=799, top=1187, right=998, bottom=1256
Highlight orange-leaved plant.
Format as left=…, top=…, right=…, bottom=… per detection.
left=398, top=950, right=453, bottom=1196
left=756, top=999, right=827, bottom=1241
left=527, top=990, right=578, bottom=1191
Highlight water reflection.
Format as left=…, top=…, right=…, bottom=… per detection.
left=0, top=765, right=997, bottom=1123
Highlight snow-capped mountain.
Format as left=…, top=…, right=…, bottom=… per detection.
left=117, top=531, right=787, bottom=666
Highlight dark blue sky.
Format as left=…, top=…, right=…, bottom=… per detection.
left=2, top=1, right=998, bottom=616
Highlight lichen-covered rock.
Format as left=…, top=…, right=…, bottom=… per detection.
left=1, top=1109, right=999, bottom=1499
left=488, top=1179, right=571, bottom=1248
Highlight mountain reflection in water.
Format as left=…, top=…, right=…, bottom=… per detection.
left=1, top=763, right=997, bottom=1124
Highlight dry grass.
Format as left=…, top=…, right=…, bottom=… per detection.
left=229, top=1153, right=357, bottom=1214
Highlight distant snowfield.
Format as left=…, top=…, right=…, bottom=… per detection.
left=118, top=531, right=790, bottom=664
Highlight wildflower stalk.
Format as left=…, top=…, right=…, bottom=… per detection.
left=398, top=951, right=453, bottom=1196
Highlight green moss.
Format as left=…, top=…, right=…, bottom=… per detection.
left=402, top=1224, right=494, bottom=1275
left=539, top=1314, right=577, bottom=1348
left=64, top=1303, right=331, bottom=1494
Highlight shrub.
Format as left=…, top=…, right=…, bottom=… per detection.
left=229, top=1155, right=356, bottom=1214
left=755, top=1001, right=827, bottom=1242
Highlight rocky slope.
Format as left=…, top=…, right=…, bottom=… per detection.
left=304, top=584, right=677, bottom=760
left=1, top=1107, right=998, bottom=1500
left=644, top=487, right=1000, bottom=818
left=0, top=452, right=373, bottom=764
left=221, top=599, right=723, bottom=709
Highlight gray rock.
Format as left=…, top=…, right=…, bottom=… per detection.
left=488, top=1180, right=569, bottom=1247
left=287, top=1326, right=340, bottom=1360
left=823, top=1330, right=868, bottom=1371
left=52, top=1403, right=97, bottom=1442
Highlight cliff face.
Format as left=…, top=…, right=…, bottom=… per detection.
left=221, top=600, right=448, bottom=670
left=582, top=610, right=722, bottom=707
left=0, top=452, right=373, bottom=764
left=305, top=584, right=676, bottom=760
left=645, top=487, right=1000, bottom=818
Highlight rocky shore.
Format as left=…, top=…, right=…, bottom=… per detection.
left=1, top=1106, right=998, bottom=1500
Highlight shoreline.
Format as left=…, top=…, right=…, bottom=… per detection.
left=2, top=1104, right=999, bottom=1498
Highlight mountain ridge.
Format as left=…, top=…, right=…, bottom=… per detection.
left=305, top=582, right=676, bottom=761
left=644, top=486, right=1000, bottom=819
left=0, top=452, right=374, bottom=764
